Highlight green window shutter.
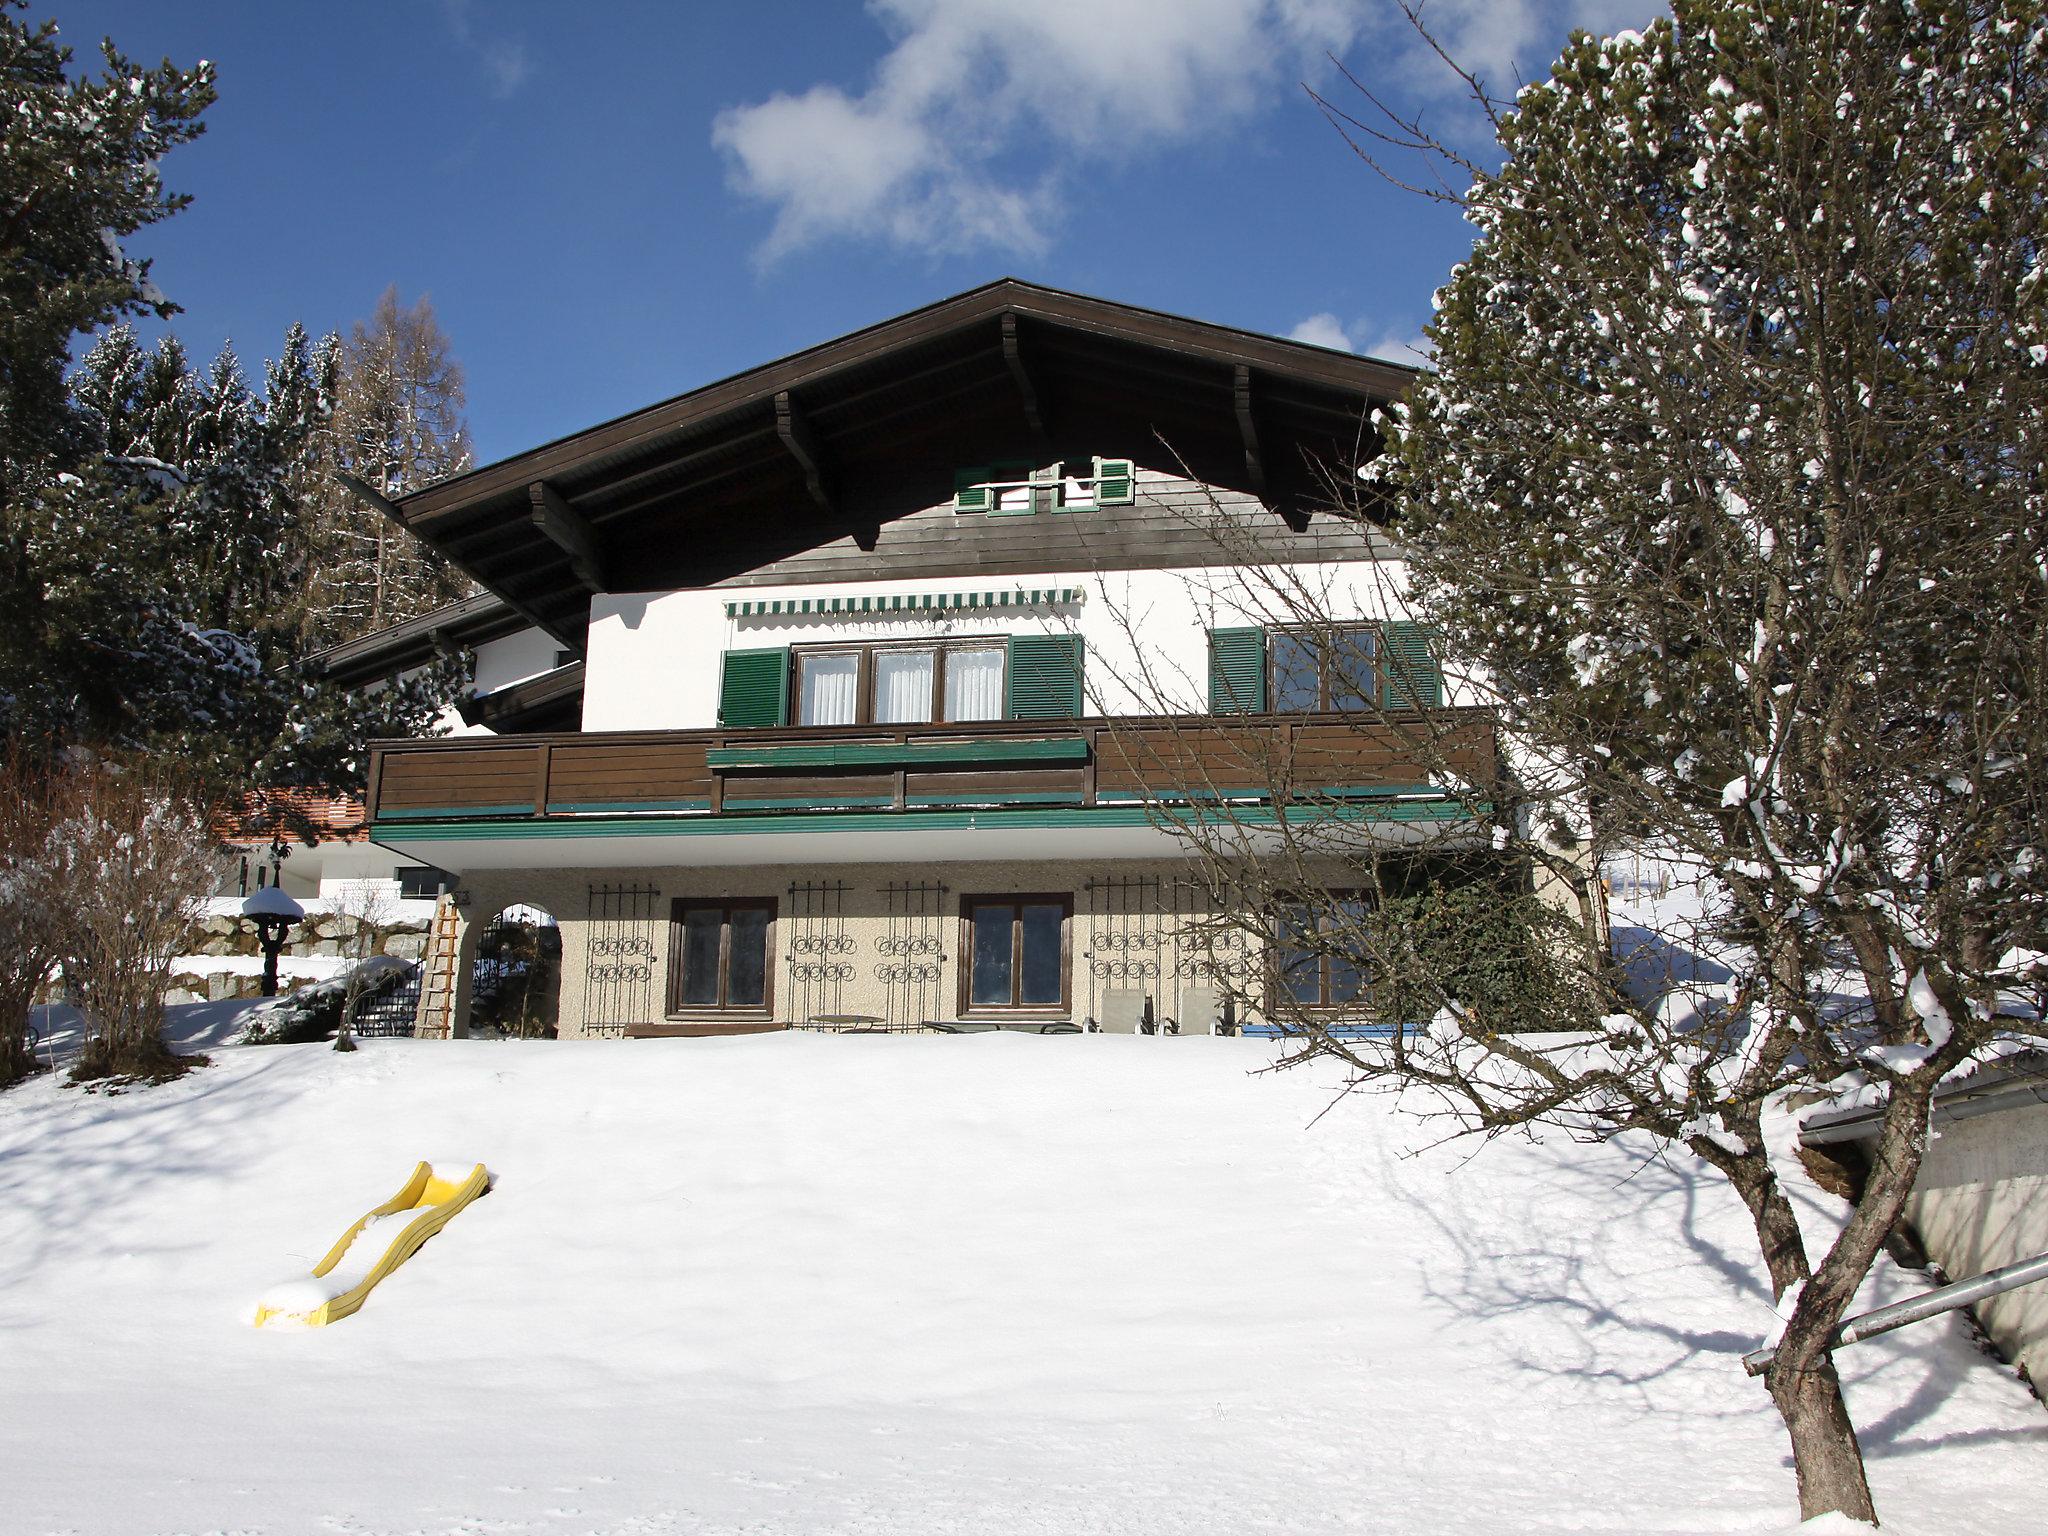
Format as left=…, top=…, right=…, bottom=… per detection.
left=1208, top=626, right=1267, bottom=714
left=1030, top=462, right=1063, bottom=515
left=1380, top=622, right=1443, bottom=709
left=953, top=467, right=992, bottom=513
left=1093, top=456, right=1135, bottom=506
left=1005, top=634, right=1085, bottom=719
left=718, top=647, right=789, bottom=727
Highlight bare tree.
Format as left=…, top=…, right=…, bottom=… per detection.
left=1101, top=2, right=2047, bottom=1524
left=62, top=764, right=228, bottom=1082
left=306, top=286, right=475, bottom=641
left=330, top=876, right=395, bottom=1052
left=0, top=748, right=72, bottom=1087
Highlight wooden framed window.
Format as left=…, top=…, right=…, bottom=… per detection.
left=667, top=898, right=776, bottom=1015
left=952, top=458, right=1135, bottom=514
left=959, top=894, right=1072, bottom=1012
left=1271, top=893, right=1371, bottom=1010
left=790, top=639, right=1009, bottom=726
left=1268, top=626, right=1380, bottom=713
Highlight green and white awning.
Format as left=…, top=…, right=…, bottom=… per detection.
left=724, top=587, right=1083, bottom=618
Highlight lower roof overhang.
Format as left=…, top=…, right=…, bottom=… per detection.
left=371, top=798, right=1480, bottom=873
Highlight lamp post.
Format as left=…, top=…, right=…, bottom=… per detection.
left=242, top=884, right=305, bottom=997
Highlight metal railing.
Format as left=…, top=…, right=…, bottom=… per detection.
left=1742, top=1250, right=2048, bottom=1376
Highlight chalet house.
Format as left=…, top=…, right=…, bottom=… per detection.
left=352, top=281, right=1517, bottom=1038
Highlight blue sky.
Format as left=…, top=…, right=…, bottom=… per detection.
left=57, top=1, right=1653, bottom=466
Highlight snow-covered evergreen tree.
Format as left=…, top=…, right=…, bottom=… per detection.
left=0, top=3, right=213, bottom=733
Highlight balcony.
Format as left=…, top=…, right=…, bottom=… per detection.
left=365, top=712, right=1496, bottom=867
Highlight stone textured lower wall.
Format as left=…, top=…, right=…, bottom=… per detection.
left=167, top=912, right=431, bottom=1004
left=444, top=859, right=1290, bottom=1041
left=1902, top=1099, right=2048, bottom=1391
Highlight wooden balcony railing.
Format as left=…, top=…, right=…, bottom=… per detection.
left=366, top=710, right=1498, bottom=827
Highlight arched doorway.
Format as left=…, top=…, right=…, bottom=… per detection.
left=468, top=904, right=561, bottom=1038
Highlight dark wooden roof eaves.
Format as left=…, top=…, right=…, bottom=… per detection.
left=384, top=281, right=1422, bottom=649
left=458, top=661, right=586, bottom=734
left=393, top=279, right=1417, bottom=528
left=308, top=593, right=527, bottom=685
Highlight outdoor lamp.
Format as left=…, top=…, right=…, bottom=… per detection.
left=242, top=884, right=306, bottom=997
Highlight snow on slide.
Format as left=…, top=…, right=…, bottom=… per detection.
left=250, top=1160, right=489, bottom=1328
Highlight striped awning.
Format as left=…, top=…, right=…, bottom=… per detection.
left=724, top=586, right=1083, bottom=618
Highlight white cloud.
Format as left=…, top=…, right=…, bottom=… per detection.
left=714, top=0, right=1665, bottom=261
left=1289, top=312, right=1356, bottom=350
left=714, top=0, right=1369, bottom=261
left=442, top=0, right=530, bottom=99
left=1289, top=311, right=1433, bottom=365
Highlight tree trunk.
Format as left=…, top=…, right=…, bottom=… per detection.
left=1714, top=1139, right=1879, bottom=1523
left=1770, top=1356, right=1878, bottom=1524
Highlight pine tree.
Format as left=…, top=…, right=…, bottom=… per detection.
left=0, top=3, right=213, bottom=728
left=306, top=286, right=475, bottom=642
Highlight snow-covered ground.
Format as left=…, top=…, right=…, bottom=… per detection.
left=0, top=1034, right=2041, bottom=1536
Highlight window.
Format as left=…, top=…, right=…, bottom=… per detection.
left=953, top=458, right=1135, bottom=514
left=1273, top=894, right=1371, bottom=1010
left=1209, top=622, right=1443, bottom=715
left=960, top=895, right=1072, bottom=1011
left=396, top=865, right=453, bottom=901
left=1270, top=626, right=1380, bottom=713
left=796, top=650, right=861, bottom=726
left=667, top=898, right=775, bottom=1014
left=792, top=640, right=1009, bottom=727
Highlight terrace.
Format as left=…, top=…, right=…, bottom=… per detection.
left=365, top=710, right=1497, bottom=869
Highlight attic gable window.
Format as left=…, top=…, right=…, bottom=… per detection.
left=953, top=458, right=1135, bottom=514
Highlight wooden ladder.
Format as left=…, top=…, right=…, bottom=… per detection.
left=414, top=893, right=463, bottom=1038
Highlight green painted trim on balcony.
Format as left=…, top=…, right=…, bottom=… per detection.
left=721, top=794, right=898, bottom=810
left=904, top=790, right=1080, bottom=807
left=371, top=798, right=1479, bottom=843
left=376, top=803, right=534, bottom=821
left=1096, top=783, right=1441, bottom=804
left=545, top=798, right=712, bottom=815
left=705, top=737, right=1088, bottom=770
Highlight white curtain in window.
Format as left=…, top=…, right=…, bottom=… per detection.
left=799, top=652, right=859, bottom=726
left=874, top=649, right=934, bottom=723
left=945, top=646, right=1006, bottom=721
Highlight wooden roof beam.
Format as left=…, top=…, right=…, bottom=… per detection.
left=774, top=390, right=875, bottom=551
left=528, top=480, right=611, bottom=593
left=1002, top=312, right=1052, bottom=447
left=1233, top=364, right=1268, bottom=499
left=1235, top=366, right=1310, bottom=531
left=336, top=472, right=576, bottom=647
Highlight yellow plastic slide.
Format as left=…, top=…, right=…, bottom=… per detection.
left=251, top=1161, right=489, bottom=1328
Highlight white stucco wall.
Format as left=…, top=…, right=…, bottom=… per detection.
left=1901, top=1099, right=2048, bottom=1390
left=472, top=626, right=566, bottom=695
left=581, top=559, right=1436, bottom=732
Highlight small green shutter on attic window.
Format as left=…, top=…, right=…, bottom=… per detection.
left=718, top=647, right=789, bottom=727
left=1208, top=627, right=1267, bottom=714
left=953, top=467, right=992, bottom=513
left=1093, top=456, right=1135, bottom=505
left=1029, top=463, right=1063, bottom=515
left=1005, top=634, right=1085, bottom=719
left=1379, top=622, right=1443, bottom=709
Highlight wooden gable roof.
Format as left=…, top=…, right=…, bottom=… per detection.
left=371, top=279, right=1418, bottom=649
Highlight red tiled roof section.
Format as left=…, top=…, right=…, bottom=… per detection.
left=215, top=789, right=369, bottom=846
